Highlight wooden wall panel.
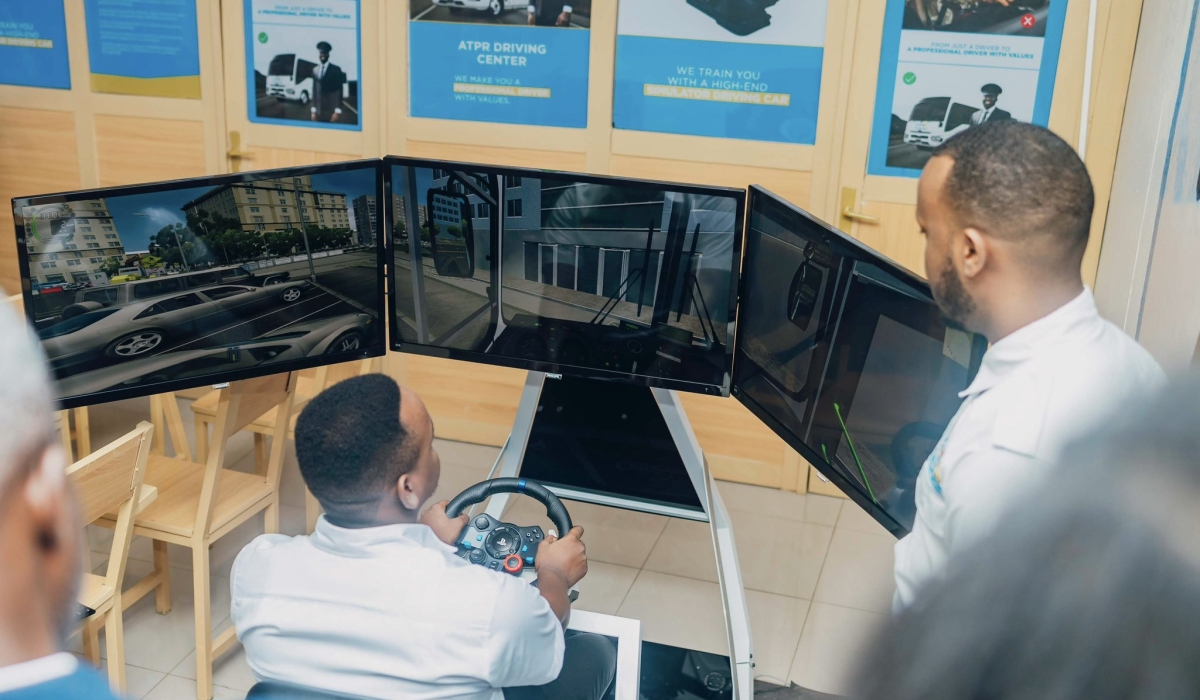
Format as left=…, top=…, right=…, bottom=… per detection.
left=678, top=393, right=804, bottom=490
left=94, top=116, right=206, bottom=187
left=0, top=107, right=81, bottom=294
left=610, top=157, right=813, bottom=209
left=237, top=146, right=361, bottom=171
left=404, top=141, right=588, bottom=172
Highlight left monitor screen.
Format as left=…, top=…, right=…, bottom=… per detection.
left=14, top=161, right=386, bottom=407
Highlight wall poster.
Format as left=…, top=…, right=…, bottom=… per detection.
left=0, top=1, right=71, bottom=90
left=868, top=0, right=1068, bottom=178
left=408, top=1, right=591, bottom=128
left=84, top=0, right=202, bottom=98
left=246, top=0, right=362, bottom=131
left=612, top=0, right=828, bottom=145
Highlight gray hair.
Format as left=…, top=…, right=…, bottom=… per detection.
left=855, top=378, right=1200, bottom=700
left=0, top=301, right=56, bottom=488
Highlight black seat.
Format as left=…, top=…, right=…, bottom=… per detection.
left=247, top=681, right=378, bottom=700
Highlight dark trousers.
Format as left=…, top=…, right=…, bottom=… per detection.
left=504, top=631, right=617, bottom=700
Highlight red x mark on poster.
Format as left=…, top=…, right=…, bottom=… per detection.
left=1021, top=13, right=1037, bottom=28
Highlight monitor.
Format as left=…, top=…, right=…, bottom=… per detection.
left=13, top=160, right=387, bottom=408
left=386, top=157, right=746, bottom=396
left=732, top=186, right=987, bottom=535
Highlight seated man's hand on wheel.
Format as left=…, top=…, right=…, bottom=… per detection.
left=421, top=500, right=470, bottom=546
left=535, top=526, right=588, bottom=588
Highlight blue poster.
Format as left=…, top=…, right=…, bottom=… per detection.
left=246, top=0, right=362, bottom=131
left=867, top=0, right=1068, bottom=178
left=408, top=1, right=591, bottom=129
left=84, top=0, right=201, bottom=98
left=613, top=0, right=827, bottom=145
left=0, top=1, right=71, bottom=90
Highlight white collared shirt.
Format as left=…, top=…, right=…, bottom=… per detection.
left=893, top=290, right=1165, bottom=611
left=0, top=653, right=77, bottom=694
left=231, top=517, right=565, bottom=700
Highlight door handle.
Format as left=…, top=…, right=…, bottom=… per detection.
left=227, top=131, right=252, bottom=172
left=840, top=187, right=880, bottom=225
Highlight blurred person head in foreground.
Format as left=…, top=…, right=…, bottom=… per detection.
left=856, top=377, right=1200, bottom=700
left=0, top=302, right=119, bottom=698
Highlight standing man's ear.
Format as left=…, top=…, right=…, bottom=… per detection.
left=23, top=445, right=70, bottom=553
left=960, top=227, right=989, bottom=281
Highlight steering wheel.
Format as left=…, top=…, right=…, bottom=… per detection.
left=446, top=478, right=573, bottom=576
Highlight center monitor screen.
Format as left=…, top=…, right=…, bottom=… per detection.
left=386, top=158, right=745, bottom=396
left=13, top=161, right=386, bottom=407
left=732, top=187, right=987, bottom=535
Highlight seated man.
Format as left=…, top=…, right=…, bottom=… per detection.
left=231, top=374, right=615, bottom=700
left=0, top=304, right=119, bottom=700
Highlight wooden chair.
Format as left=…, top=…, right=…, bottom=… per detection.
left=190, top=358, right=381, bottom=532
left=71, top=422, right=155, bottom=691
left=56, top=406, right=92, bottom=462
left=114, top=374, right=298, bottom=700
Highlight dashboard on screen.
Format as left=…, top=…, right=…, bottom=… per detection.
left=732, top=186, right=987, bottom=535
left=386, top=158, right=746, bottom=396
left=13, top=161, right=386, bottom=407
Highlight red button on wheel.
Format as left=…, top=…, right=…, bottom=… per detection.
left=503, top=554, right=524, bottom=574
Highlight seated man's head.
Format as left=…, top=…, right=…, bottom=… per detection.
left=0, top=303, right=79, bottom=662
left=917, top=121, right=1093, bottom=340
left=295, top=374, right=441, bottom=527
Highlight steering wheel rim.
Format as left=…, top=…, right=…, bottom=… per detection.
left=446, top=477, right=573, bottom=536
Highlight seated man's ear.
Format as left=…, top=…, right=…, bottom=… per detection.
left=396, top=472, right=423, bottom=512
left=23, top=445, right=74, bottom=554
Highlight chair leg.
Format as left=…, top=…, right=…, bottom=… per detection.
left=153, top=540, right=172, bottom=614
left=193, top=545, right=214, bottom=700
left=105, top=601, right=126, bottom=691
left=81, top=620, right=101, bottom=667
left=264, top=496, right=280, bottom=535
left=195, top=416, right=209, bottom=464
left=253, top=433, right=269, bottom=477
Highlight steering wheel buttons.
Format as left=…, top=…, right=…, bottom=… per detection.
left=525, top=557, right=535, bottom=565
left=489, top=561, right=501, bottom=571
left=522, top=545, right=528, bottom=553
left=503, top=555, right=524, bottom=574
left=474, top=516, right=490, bottom=530
left=476, top=534, right=483, bottom=542
left=469, top=549, right=486, bottom=564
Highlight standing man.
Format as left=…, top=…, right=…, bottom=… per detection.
left=311, top=41, right=346, bottom=123
left=528, top=2, right=573, bottom=26
left=0, top=303, right=119, bottom=699
left=970, top=84, right=1011, bottom=125
left=893, top=121, right=1165, bottom=610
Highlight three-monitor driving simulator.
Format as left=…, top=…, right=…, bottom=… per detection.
left=732, top=187, right=986, bottom=534
left=11, top=157, right=984, bottom=535
left=386, top=158, right=746, bottom=396
left=13, top=161, right=387, bottom=408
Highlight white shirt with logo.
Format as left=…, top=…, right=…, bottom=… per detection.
left=893, top=289, right=1165, bottom=611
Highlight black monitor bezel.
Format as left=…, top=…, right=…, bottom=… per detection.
left=383, top=156, right=747, bottom=397
left=12, top=159, right=388, bottom=410
left=733, top=185, right=959, bottom=537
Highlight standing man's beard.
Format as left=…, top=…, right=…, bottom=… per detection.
left=933, top=254, right=975, bottom=332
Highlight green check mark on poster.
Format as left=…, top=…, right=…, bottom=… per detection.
left=258, top=32, right=268, bottom=43
left=903, top=72, right=917, bottom=85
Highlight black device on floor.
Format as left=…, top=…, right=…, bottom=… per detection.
left=385, top=157, right=746, bottom=398
left=731, top=186, right=987, bottom=535
left=11, top=161, right=387, bottom=408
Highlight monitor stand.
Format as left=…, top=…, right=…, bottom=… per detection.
left=477, top=372, right=754, bottom=700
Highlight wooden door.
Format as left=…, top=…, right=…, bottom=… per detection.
left=803, top=0, right=1147, bottom=497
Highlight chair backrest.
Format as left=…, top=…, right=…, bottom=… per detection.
left=196, top=373, right=297, bottom=535
left=67, top=422, right=154, bottom=590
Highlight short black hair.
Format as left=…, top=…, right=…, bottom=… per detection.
left=294, top=374, right=415, bottom=517
left=932, top=121, right=1093, bottom=273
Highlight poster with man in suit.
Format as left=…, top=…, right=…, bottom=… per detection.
left=970, top=83, right=1011, bottom=125
left=245, top=0, right=362, bottom=131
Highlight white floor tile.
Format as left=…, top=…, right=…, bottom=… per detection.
left=572, top=561, right=640, bottom=616
left=789, top=602, right=887, bottom=696
left=813, top=529, right=897, bottom=614
left=728, top=511, right=833, bottom=600
left=142, top=674, right=246, bottom=700
left=641, top=518, right=718, bottom=583
left=278, top=444, right=306, bottom=510
left=125, top=665, right=168, bottom=699
left=170, top=644, right=258, bottom=692
left=746, top=590, right=810, bottom=686
left=617, top=571, right=727, bottom=657
left=434, top=439, right=502, bottom=470
left=836, top=499, right=894, bottom=536
left=503, top=498, right=669, bottom=570
left=429, top=459, right=493, bottom=507
left=717, top=481, right=809, bottom=523
left=804, top=495, right=844, bottom=527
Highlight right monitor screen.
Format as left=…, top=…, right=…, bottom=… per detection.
left=733, top=187, right=987, bottom=534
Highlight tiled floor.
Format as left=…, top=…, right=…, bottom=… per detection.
left=76, top=397, right=895, bottom=699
